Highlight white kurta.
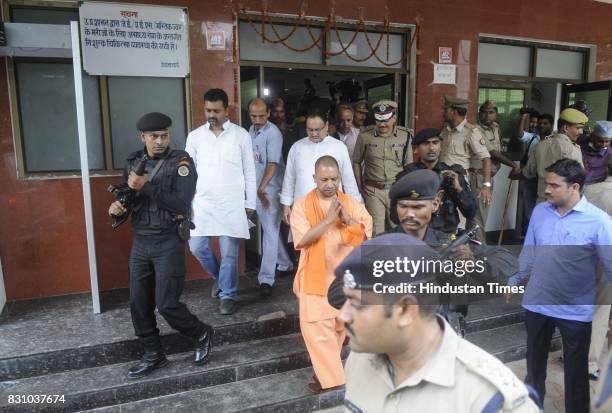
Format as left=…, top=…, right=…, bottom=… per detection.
left=186, top=120, right=256, bottom=238
left=280, top=135, right=362, bottom=206
left=337, top=127, right=360, bottom=159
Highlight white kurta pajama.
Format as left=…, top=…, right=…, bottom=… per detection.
left=280, top=135, right=363, bottom=207
left=186, top=120, right=256, bottom=238
left=186, top=120, right=256, bottom=301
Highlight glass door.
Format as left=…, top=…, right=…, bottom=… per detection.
left=562, top=81, right=612, bottom=125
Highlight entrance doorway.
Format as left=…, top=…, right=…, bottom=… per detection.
left=240, top=66, right=404, bottom=259
left=240, top=66, right=401, bottom=131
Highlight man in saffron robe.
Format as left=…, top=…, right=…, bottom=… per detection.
left=290, top=155, right=373, bottom=393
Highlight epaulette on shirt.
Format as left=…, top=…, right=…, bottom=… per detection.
left=464, top=122, right=477, bottom=130
left=396, top=125, right=413, bottom=134
left=455, top=340, right=533, bottom=412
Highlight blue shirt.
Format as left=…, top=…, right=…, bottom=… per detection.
left=508, top=196, right=612, bottom=322
left=249, top=121, right=284, bottom=192
left=520, top=131, right=540, bottom=158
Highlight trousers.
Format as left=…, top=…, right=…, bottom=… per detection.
left=129, top=233, right=207, bottom=353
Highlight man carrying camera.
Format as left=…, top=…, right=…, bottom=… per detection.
left=396, top=128, right=477, bottom=234
left=108, top=112, right=213, bottom=379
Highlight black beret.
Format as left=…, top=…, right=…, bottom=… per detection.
left=137, top=112, right=172, bottom=132
left=389, top=169, right=441, bottom=224
left=335, top=233, right=441, bottom=292
left=390, top=169, right=441, bottom=202
left=412, top=128, right=441, bottom=146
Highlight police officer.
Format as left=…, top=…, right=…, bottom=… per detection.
left=352, top=100, right=413, bottom=235
left=328, top=169, right=518, bottom=336
left=440, top=95, right=492, bottom=243
left=108, top=112, right=213, bottom=379
left=475, top=100, right=522, bottom=240
left=515, top=108, right=587, bottom=203
left=396, top=127, right=477, bottom=234
left=352, top=99, right=369, bottom=130
left=337, top=233, right=542, bottom=413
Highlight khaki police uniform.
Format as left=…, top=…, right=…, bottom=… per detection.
left=352, top=125, right=413, bottom=235
left=439, top=119, right=490, bottom=241
left=523, top=133, right=584, bottom=203
left=353, top=100, right=369, bottom=132
left=344, top=316, right=540, bottom=413
left=584, top=176, right=612, bottom=377
left=470, top=121, right=503, bottom=243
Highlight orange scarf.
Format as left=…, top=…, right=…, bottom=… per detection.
left=303, top=190, right=366, bottom=296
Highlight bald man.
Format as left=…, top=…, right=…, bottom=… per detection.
left=290, top=155, right=372, bottom=393
left=249, top=98, right=294, bottom=296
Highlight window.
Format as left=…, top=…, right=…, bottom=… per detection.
left=478, top=43, right=530, bottom=77
left=15, top=60, right=104, bottom=172
left=478, top=38, right=588, bottom=81
left=108, top=77, right=187, bottom=169
left=238, top=20, right=411, bottom=70
left=9, top=3, right=190, bottom=177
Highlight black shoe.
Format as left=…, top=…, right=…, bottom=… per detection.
left=127, top=353, right=168, bottom=379
left=194, top=326, right=214, bottom=365
left=219, top=299, right=237, bottom=315
left=590, top=370, right=600, bottom=381
left=259, top=283, right=273, bottom=297
left=211, top=280, right=221, bottom=299
left=275, top=268, right=294, bottom=278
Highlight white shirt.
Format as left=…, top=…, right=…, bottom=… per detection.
left=186, top=120, right=256, bottom=238
left=337, top=127, right=360, bottom=159
left=280, top=135, right=362, bottom=206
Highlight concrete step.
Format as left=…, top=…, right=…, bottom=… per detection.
left=0, top=312, right=300, bottom=382
left=0, top=274, right=524, bottom=381
left=0, top=276, right=300, bottom=381
left=10, top=321, right=547, bottom=413
left=469, top=322, right=562, bottom=363
left=83, top=367, right=342, bottom=413
left=0, top=334, right=310, bottom=413
left=78, top=322, right=556, bottom=413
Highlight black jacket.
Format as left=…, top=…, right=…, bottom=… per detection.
left=396, top=161, right=477, bottom=234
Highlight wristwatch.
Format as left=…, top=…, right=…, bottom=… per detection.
left=482, top=181, right=492, bottom=188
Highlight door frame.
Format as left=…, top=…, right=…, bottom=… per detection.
left=561, top=80, right=612, bottom=120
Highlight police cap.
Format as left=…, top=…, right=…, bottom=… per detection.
left=443, top=95, right=470, bottom=110
left=137, top=112, right=172, bottom=132
left=389, top=169, right=441, bottom=224
left=412, top=128, right=441, bottom=146
left=479, top=100, right=497, bottom=112
left=373, top=100, right=398, bottom=121
left=592, top=120, right=612, bottom=138
left=559, top=108, right=588, bottom=125
left=335, top=233, right=441, bottom=292
left=353, top=100, right=369, bottom=113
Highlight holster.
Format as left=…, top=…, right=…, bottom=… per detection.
left=177, top=219, right=195, bottom=241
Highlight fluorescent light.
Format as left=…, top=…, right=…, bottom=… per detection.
left=263, top=88, right=269, bottom=96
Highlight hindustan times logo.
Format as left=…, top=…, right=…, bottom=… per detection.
left=372, top=256, right=487, bottom=278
